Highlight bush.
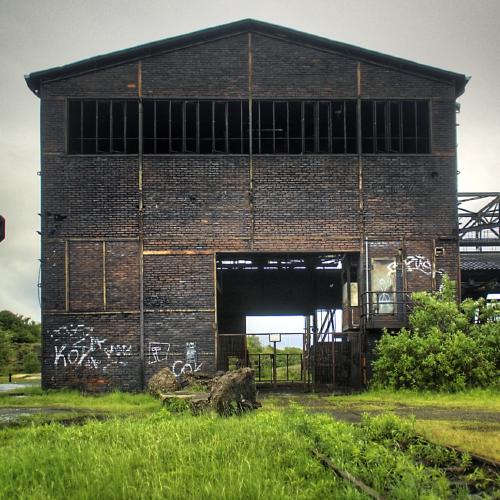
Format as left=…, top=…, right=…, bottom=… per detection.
left=0, top=329, right=14, bottom=374
left=373, top=277, right=500, bottom=391
left=20, top=351, right=41, bottom=373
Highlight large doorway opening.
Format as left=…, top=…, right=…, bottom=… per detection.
left=216, top=252, right=360, bottom=388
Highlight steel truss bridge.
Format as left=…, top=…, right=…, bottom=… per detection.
left=458, top=192, right=499, bottom=250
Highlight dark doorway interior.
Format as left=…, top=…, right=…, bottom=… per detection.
left=216, top=252, right=360, bottom=388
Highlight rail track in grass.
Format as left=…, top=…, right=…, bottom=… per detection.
left=309, top=426, right=499, bottom=498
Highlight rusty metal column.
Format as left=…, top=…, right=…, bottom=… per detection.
left=356, top=62, right=366, bottom=388
left=213, top=253, right=218, bottom=371
left=248, top=33, right=255, bottom=250
left=138, top=61, right=145, bottom=389
left=303, top=315, right=310, bottom=392
left=332, top=332, right=336, bottom=390
left=272, top=340, right=277, bottom=386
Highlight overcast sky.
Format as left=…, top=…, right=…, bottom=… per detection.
left=0, top=0, right=499, bottom=321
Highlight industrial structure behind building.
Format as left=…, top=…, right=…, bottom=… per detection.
left=26, top=19, right=472, bottom=391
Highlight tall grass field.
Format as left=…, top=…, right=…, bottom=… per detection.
left=0, top=409, right=464, bottom=500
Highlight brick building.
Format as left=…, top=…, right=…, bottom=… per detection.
left=26, top=19, right=468, bottom=391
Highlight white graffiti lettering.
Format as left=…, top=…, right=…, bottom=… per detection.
left=148, top=342, right=170, bottom=365
left=387, top=255, right=444, bottom=277
left=171, top=360, right=204, bottom=376
left=54, top=345, right=67, bottom=367
left=51, top=324, right=132, bottom=369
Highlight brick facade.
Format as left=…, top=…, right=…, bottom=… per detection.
left=28, top=21, right=465, bottom=390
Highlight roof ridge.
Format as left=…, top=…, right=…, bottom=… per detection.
left=25, top=18, right=468, bottom=97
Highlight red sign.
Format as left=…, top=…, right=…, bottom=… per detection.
left=0, top=216, right=5, bottom=242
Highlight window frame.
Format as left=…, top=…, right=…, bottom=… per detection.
left=360, top=99, right=431, bottom=155
left=66, top=98, right=432, bottom=156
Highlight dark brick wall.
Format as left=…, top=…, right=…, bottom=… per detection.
left=42, top=241, right=66, bottom=311
left=69, top=241, right=103, bottom=311
left=252, top=156, right=360, bottom=252
left=37, top=30, right=461, bottom=390
left=42, top=156, right=139, bottom=239
left=143, top=254, right=214, bottom=309
left=363, top=156, right=457, bottom=239
left=105, top=242, right=140, bottom=310
left=42, top=313, right=141, bottom=391
left=359, top=62, right=454, bottom=100
left=143, top=157, right=250, bottom=250
left=144, top=312, right=215, bottom=382
left=142, top=34, right=248, bottom=98
left=252, top=34, right=357, bottom=98
left=42, top=62, right=139, bottom=99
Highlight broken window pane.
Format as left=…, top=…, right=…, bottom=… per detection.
left=416, top=101, right=430, bottom=153
left=156, top=101, right=170, bottom=154
left=126, top=101, right=139, bottom=154
left=288, top=101, right=302, bottom=154
left=274, top=101, right=288, bottom=154
left=199, top=101, right=213, bottom=154
left=260, top=101, right=274, bottom=154
left=318, top=102, right=330, bottom=153
left=111, top=101, right=124, bottom=153
left=375, top=101, right=387, bottom=153
left=96, top=101, right=110, bottom=153
left=345, top=101, right=357, bottom=153
left=361, top=101, right=373, bottom=153
left=69, top=98, right=429, bottom=156
left=185, top=101, right=198, bottom=153
left=389, top=102, right=401, bottom=153
left=228, top=101, right=243, bottom=154
left=331, top=101, right=345, bottom=153
left=68, top=99, right=140, bottom=154
left=252, top=101, right=260, bottom=154
left=214, top=102, right=226, bottom=153
left=68, top=101, right=82, bottom=153
left=170, top=101, right=183, bottom=153
left=143, top=100, right=155, bottom=154
left=361, top=100, right=429, bottom=154
left=304, top=102, right=315, bottom=153
left=402, top=101, right=416, bottom=153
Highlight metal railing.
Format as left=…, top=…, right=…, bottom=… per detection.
left=360, top=291, right=413, bottom=328
left=228, top=353, right=303, bottom=383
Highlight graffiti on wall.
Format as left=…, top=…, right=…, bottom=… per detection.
left=147, top=340, right=203, bottom=375
left=51, top=325, right=205, bottom=375
left=171, top=342, right=203, bottom=376
left=372, top=259, right=396, bottom=314
left=51, top=324, right=132, bottom=370
left=148, top=342, right=170, bottom=365
left=386, top=255, right=444, bottom=277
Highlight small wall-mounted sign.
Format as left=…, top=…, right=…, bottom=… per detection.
left=269, top=333, right=281, bottom=343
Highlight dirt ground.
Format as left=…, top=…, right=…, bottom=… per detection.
left=260, top=392, right=500, bottom=424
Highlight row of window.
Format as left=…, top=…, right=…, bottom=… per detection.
left=68, top=99, right=430, bottom=155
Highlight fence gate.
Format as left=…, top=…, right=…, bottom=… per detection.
left=218, top=326, right=352, bottom=389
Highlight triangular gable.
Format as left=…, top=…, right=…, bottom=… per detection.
left=25, top=19, right=468, bottom=97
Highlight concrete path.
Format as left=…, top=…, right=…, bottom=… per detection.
left=0, top=383, right=34, bottom=392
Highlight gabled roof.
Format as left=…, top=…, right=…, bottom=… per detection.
left=25, top=18, right=468, bottom=97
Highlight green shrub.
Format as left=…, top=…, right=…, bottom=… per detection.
left=0, top=329, right=14, bottom=374
left=20, top=351, right=41, bottom=373
left=373, top=277, right=500, bottom=391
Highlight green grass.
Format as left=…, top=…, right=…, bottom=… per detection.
left=330, top=387, right=500, bottom=411
left=263, top=388, right=500, bottom=460
left=415, top=419, right=500, bottom=462
left=0, top=409, right=465, bottom=500
left=0, top=389, right=159, bottom=416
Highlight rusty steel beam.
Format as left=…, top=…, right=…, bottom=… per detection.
left=458, top=193, right=499, bottom=250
